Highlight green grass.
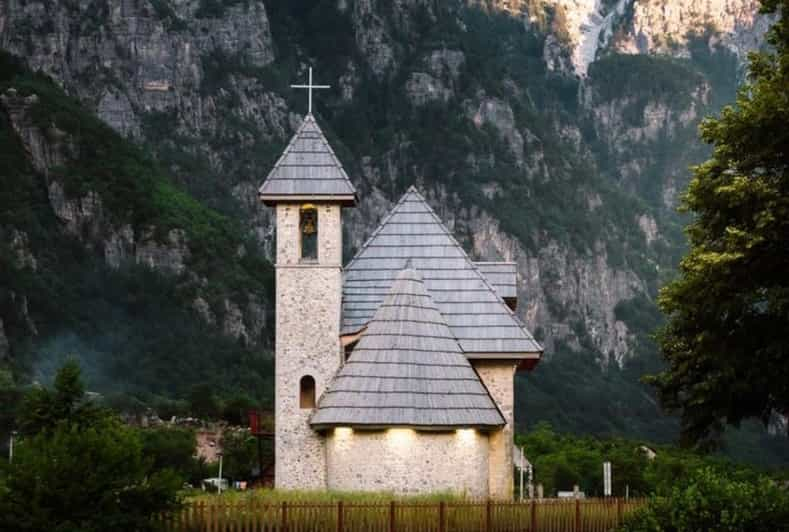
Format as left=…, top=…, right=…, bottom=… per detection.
left=187, top=488, right=467, bottom=504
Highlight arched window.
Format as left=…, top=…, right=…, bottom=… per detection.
left=300, top=205, right=318, bottom=260
left=299, top=375, right=316, bottom=409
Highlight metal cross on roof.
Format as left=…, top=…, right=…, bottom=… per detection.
left=290, top=67, right=330, bottom=115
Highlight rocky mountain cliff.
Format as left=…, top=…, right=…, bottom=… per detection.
left=0, top=0, right=779, bottom=448
left=0, top=50, right=274, bottom=401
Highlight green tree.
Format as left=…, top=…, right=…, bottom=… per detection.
left=619, top=467, right=789, bottom=532
left=648, top=0, right=789, bottom=447
left=0, top=420, right=181, bottom=532
left=0, top=362, right=181, bottom=531
left=139, top=426, right=209, bottom=485
left=16, top=359, right=106, bottom=435
left=220, top=430, right=267, bottom=481
left=188, top=383, right=221, bottom=420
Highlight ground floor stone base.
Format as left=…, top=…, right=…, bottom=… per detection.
left=325, top=427, right=493, bottom=497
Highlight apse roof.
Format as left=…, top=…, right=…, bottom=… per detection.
left=341, top=187, right=542, bottom=358
left=311, top=267, right=505, bottom=429
left=258, top=114, right=356, bottom=205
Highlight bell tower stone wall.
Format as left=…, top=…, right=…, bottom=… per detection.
left=274, top=203, right=343, bottom=489
left=473, top=360, right=518, bottom=499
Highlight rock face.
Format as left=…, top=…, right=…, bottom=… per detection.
left=464, top=207, right=643, bottom=364
left=1, top=90, right=76, bottom=176
left=522, top=0, right=771, bottom=76
left=0, top=82, right=269, bottom=347
left=611, top=0, right=772, bottom=61
left=0, top=0, right=274, bottom=133
left=0, top=0, right=770, bottom=370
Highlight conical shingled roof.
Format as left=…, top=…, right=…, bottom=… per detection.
left=258, top=114, right=356, bottom=205
left=311, top=267, right=505, bottom=429
left=341, top=187, right=542, bottom=357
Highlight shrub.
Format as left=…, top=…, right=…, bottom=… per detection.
left=619, top=467, right=789, bottom=532
left=0, top=363, right=181, bottom=532
left=0, top=421, right=181, bottom=532
left=140, top=426, right=209, bottom=485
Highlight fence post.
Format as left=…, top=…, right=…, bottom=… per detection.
left=617, top=498, right=623, bottom=525
left=389, top=500, right=396, bottom=532
left=530, top=499, right=537, bottom=532
left=575, top=498, right=580, bottom=532
left=337, top=500, right=344, bottom=532
left=281, top=501, right=288, bottom=532
left=485, top=499, right=492, bottom=532
left=439, top=501, right=446, bottom=532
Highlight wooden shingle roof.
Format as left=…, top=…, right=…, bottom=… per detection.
left=311, top=267, right=505, bottom=430
left=258, top=114, right=356, bottom=205
left=475, top=262, right=517, bottom=300
left=341, top=187, right=542, bottom=358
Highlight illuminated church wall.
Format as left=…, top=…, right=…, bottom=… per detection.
left=326, top=428, right=490, bottom=497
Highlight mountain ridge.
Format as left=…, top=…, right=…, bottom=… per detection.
left=1, top=0, right=784, bottom=456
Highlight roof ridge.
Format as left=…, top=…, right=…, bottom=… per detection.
left=343, top=188, right=416, bottom=271
left=308, top=115, right=356, bottom=192
left=351, top=187, right=535, bottom=343
left=265, top=115, right=311, bottom=174
left=411, top=196, right=534, bottom=339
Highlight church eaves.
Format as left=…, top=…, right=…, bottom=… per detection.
left=258, top=114, right=356, bottom=205
left=311, top=267, right=505, bottom=430
left=341, top=187, right=543, bottom=359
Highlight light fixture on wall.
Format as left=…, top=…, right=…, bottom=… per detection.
left=455, top=428, right=476, bottom=443
left=334, top=427, right=353, bottom=439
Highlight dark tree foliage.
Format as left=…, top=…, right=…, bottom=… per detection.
left=0, top=363, right=181, bottom=532
left=16, top=359, right=106, bottom=435
left=648, top=0, right=789, bottom=448
left=620, top=468, right=789, bottom=532
left=220, top=430, right=273, bottom=481
left=518, top=423, right=783, bottom=500
left=140, top=426, right=211, bottom=486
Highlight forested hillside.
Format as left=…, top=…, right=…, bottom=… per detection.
left=0, top=0, right=785, bottom=463
left=0, top=51, right=273, bottom=416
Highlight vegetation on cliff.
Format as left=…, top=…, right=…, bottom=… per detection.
left=649, top=0, right=789, bottom=448
left=0, top=51, right=275, bottom=449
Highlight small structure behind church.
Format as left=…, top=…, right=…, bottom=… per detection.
left=258, top=81, right=542, bottom=497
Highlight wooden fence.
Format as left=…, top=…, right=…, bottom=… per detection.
left=156, top=498, right=645, bottom=532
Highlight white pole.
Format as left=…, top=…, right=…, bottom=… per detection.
left=218, top=454, right=223, bottom=495
left=519, top=446, right=524, bottom=501
left=8, top=432, right=14, bottom=463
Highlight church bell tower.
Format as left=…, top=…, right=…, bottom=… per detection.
left=258, top=71, right=356, bottom=489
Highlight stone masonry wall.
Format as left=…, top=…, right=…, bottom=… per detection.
left=275, top=203, right=343, bottom=489
left=473, top=360, right=518, bottom=499
left=326, top=428, right=490, bottom=497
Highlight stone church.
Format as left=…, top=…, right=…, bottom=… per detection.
left=258, top=112, right=542, bottom=499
